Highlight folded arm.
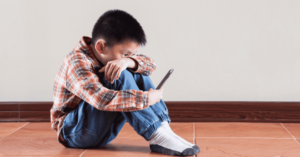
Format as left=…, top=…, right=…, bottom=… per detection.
left=65, top=56, right=149, bottom=112
left=127, top=54, right=157, bottom=75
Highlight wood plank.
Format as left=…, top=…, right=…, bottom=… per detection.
left=169, top=111, right=300, bottom=122
left=165, top=101, right=300, bottom=111
left=0, top=102, right=19, bottom=111
left=0, top=101, right=299, bottom=122
left=0, top=112, right=19, bottom=122
left=19, top=102, right=52, bottom=111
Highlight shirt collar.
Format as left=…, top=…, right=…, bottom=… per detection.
left=77, top=36, right=104, bottom=67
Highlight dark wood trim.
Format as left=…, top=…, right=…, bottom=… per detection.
left=0, top=101, right=300, bottom=123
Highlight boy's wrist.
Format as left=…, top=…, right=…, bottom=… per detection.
left=125, top=57, right=138, bottom=71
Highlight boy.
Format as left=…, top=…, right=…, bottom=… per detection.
left=51, top=9, right=200, bottom=156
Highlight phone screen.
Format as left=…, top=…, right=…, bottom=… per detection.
left=156, top=69, right=174, bottom=89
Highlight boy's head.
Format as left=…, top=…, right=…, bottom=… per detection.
left=89, top=9, right=146, bottom=65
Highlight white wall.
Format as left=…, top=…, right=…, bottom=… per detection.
left=0, top=0, right=299, bottom=101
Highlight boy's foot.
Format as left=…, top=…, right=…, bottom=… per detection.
left=162, top=121, right=201, bottom=154
left=149, top=125, right=197, bottom=156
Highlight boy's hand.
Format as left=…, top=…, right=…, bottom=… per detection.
left=99, top=58, right=130, bottom=84
left=148, top=87, right=164, bottom=106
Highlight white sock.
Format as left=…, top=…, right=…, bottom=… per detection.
left=161, top=121, right=195, bottom=147
left=149, top=125, right=194, bottom=155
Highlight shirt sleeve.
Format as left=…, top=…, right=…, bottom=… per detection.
left=65, top=56, right=149, bottom=112
left=127, top=54, right=156, bottom=75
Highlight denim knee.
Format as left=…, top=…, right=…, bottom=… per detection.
left=117, top=69, right=135, bottom=84
left=119, top=69, right=133, bottom=79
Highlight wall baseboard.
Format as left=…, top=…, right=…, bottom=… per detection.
left=1, top=101, right=299, bottom=123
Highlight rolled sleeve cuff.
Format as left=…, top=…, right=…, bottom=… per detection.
left=136, top=91, right=149, bottom=109
left=128, top=56, right=143, bottom=73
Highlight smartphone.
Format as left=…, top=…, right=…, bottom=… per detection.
left=156, top=69, right=174, bottom=90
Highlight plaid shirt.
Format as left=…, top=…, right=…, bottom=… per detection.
left=51, top=36, right=156, bottom=147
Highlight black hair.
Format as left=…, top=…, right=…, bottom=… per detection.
left=91, top=9, right=147, bottom=49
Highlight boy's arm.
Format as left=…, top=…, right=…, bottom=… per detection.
left=65, top=57, right=149, bottom=111
left=127, top=54, right=156, bottom=75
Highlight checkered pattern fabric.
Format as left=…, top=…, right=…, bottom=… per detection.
left=51, top=36, right=156, bottom=147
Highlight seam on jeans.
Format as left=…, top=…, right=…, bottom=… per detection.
left=143, top=119, right=160, bottom=137
left=135, top=111, right=152, bottom=135
left=83, top=127, right=100, bottom=142
left=65, top=127, right=99, bottom=148
left=65, top=135, right=77, bottom=148
left=135, top=110, right=151, bottom=124
left=99, top=128, right=113, bottom=147
left=65, top=127, right=96, bottom=139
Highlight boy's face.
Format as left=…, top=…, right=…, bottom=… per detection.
left=90, top=39, right=139, bottom=66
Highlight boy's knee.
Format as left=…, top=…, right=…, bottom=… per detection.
left=118, top=69, right=134, bottom=81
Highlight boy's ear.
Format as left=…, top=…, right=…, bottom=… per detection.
left=95, top=40, right=106, bottom=54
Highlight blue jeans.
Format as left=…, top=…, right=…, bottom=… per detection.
left=61, top=68, right=171, bottom=148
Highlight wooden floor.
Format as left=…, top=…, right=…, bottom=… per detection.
left=0, top=122, right=299, bottom=157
